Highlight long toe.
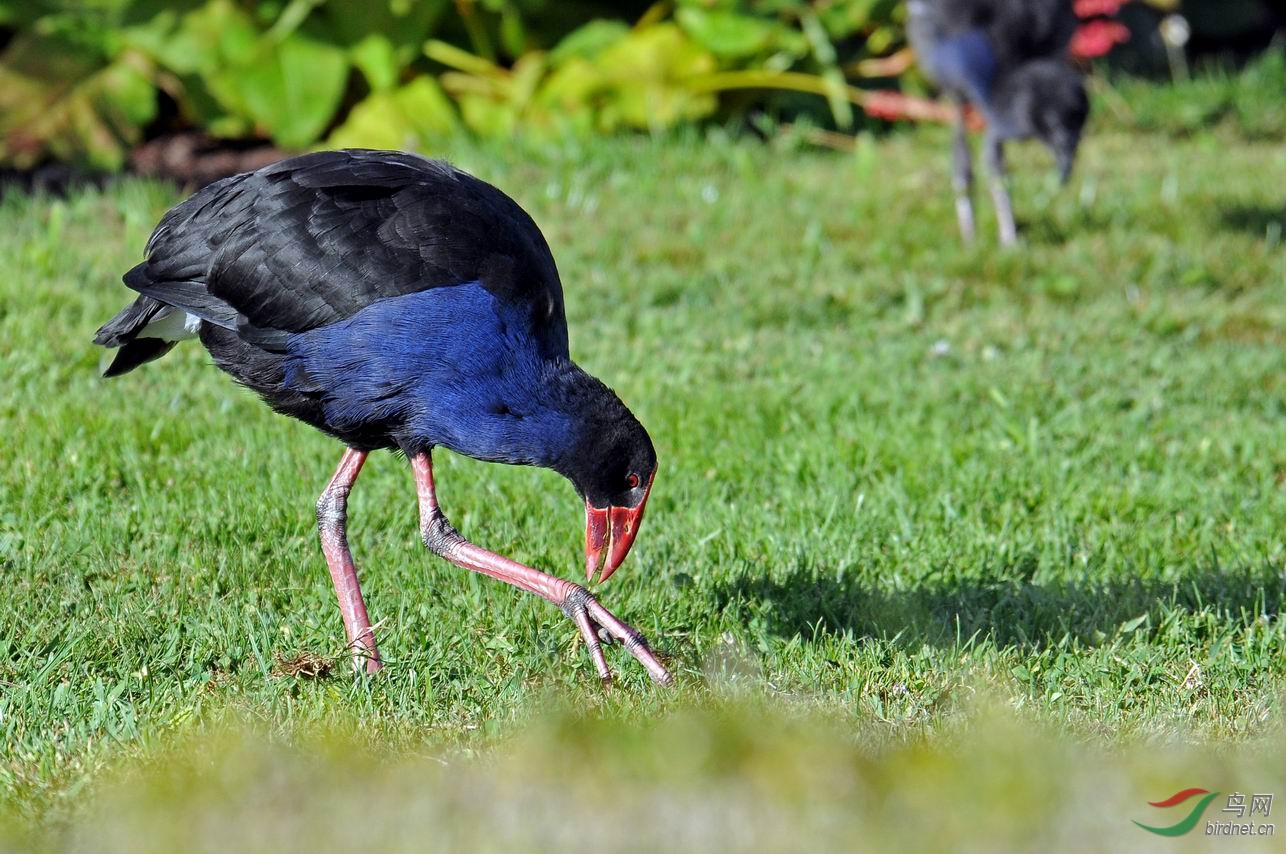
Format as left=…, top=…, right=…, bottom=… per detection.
left=569, top=605, right=614, bottom=685
left=561, top=587, right=673, bottom=686
left=583, top=596, right=674, bottom=686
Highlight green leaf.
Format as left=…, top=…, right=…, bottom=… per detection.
left=350, top=33, right=400, bottom=92
left=208, top=34, right=349, bottom=147
left=457, top=93, right=517, bottom=138
left=547, top=19, right=629, bottom=67
left=261, top=0, right=317, bottom=44
left=798, top=9, right=852, bottom=127
left=499, top=3, right=526, bottom=59
left=799, top=9, right=838, bottom=66
left=328, top=76, right=458, bottom=150
left=0, top=33, right=156, bottom=170
left=316, top=0, right=448, bottom=47
left=820, top=66, right=854, bottom=129
left=130, top=0, right=260, bottom=75
left=424, top=39, right=504, bottom=79
left=507, top=51, right=548, bottom=108
left=675, top=8, right=779, bottom=59
left=592, top=24, right=718, bottom=131
left=537, top=57, right=604, bottom=118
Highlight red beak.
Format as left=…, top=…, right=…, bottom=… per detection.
left=584, top=471, right=654, bottom=585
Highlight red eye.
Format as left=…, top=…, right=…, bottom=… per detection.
left=625, top=473, right=640, bottom=489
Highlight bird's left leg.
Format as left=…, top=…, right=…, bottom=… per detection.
left=410, top=452, right=673, bottom=687
left=952, top=97, right=977, bottom=243
left=984, top=132, right=1018, bottom=246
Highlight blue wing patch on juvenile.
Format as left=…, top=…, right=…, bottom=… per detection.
left=924, top=28, right=998, bottom=105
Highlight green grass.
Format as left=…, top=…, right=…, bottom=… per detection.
left=1096, top=48, right=1286, bottom=142
left=1, top=72, right=1283, bottom=848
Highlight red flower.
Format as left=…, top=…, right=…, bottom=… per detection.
left=1071, top=19, right=1131, bottom=58
left=1074, top=0, right=1129, bottom=18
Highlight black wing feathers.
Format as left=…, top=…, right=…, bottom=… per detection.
left=93, top=292, right=180, bottom=376
left=93, top=292, right=166, bottom=346
left=124, top=149, right=565, bottom=344
left=125, top=267, right=239, bottom=330
left=987, top=0, right=1077, bottom=61
left=915, top=0, right=1077, bottom=66
left=103, top=338, right=176, bottom=377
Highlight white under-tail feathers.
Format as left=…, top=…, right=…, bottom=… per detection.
left=140, top=306, right=203, bottom=342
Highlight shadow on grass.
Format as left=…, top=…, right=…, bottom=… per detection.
left=1016, top=204, right=1123, bottom=248
left=712, top=561, right=1284, bottom=650
left=1219, top=203, right=1285, bottom=239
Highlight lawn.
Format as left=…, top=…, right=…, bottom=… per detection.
left=1, top=67, right=1283, bottom=850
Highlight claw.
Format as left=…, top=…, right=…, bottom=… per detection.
left=561, top=586, right=673, bottom=686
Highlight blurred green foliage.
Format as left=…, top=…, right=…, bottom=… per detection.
left=0, top=0, right=908, bottom=169
left=9, top=701, right=1286, bottom=851
left=3, top=0, right=1277, bottom=169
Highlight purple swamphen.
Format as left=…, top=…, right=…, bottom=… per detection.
left=908, top=0, right=1089, bottom=244
left=94, top=149, right=672, bottom=685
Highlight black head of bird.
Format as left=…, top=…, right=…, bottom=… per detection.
left=552, top=394, right=658, bottom=585
left=994, top=57, right=1090, bottom=184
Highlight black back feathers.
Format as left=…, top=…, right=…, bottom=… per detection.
left=128, top=150, right=566, bottom=345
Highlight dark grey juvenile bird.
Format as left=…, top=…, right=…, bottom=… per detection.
left=908, top=0, right=1089, bottom=244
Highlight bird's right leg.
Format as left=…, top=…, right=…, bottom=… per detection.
left=410, top=452, right=673, bottom=687
left=952, top=98, right=977, bottom=243
left=316, top=448, right=383, bottom=673
left=984, top=131, right=1018, bottom=247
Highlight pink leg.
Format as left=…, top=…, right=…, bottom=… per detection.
left=410, top=452, right=673, bottom=686
left=316, top=448, right=383, bottom=673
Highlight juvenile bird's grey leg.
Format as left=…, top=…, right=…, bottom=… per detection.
left=317, top=448, right=383, bottom=673
left=952, top=97, right=976, bottom=243
left=984, top=131, right=1018, bottom=246
left=410, top=452, right=673, bottom=687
